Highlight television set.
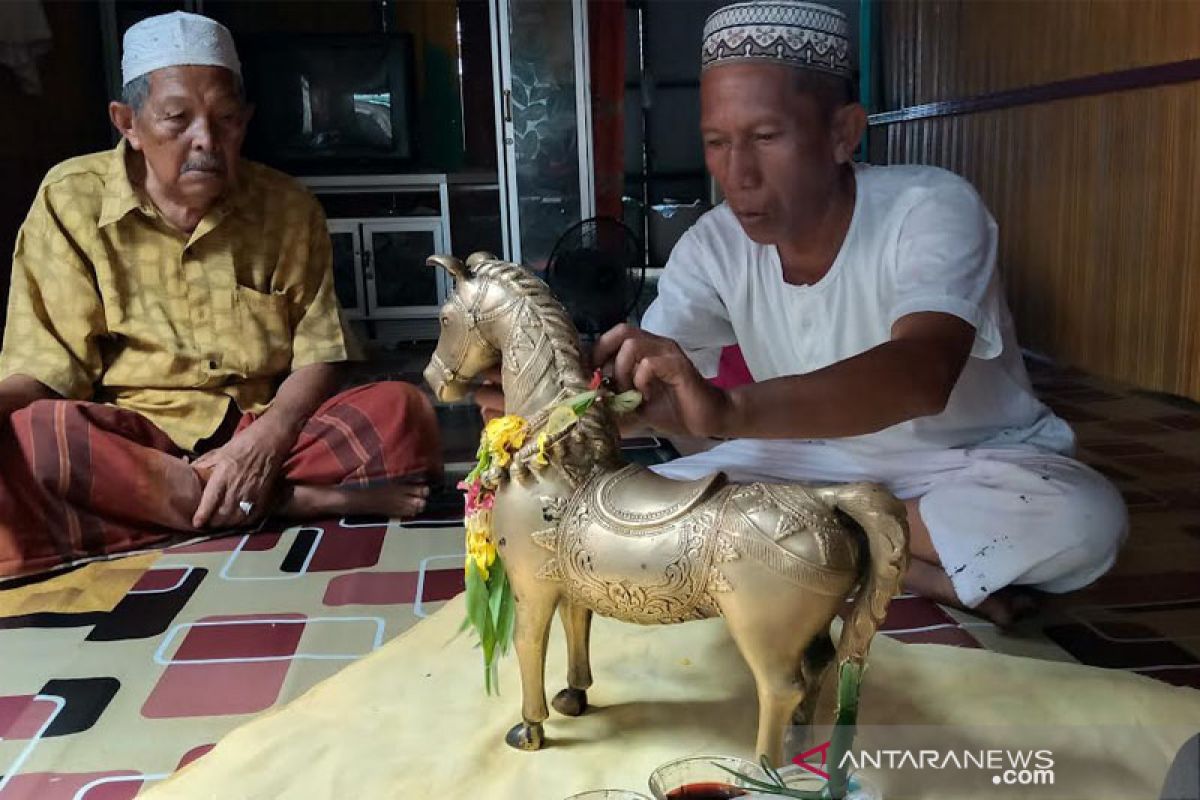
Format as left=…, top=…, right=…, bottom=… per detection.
left=239, top=33, right=417, bottom=173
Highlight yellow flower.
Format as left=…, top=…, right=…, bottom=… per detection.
left=465, top=510, right=497, bottom=581
left=534, top=432, right=550, bottom=466
left=484, top=415, right=528, bottom=467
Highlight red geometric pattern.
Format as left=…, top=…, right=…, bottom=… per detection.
left=322, top=568, right=466, bottom=606
left=0, top=771, right=145, bottom=800
left=142, top=614, right=306, bottom=718
left=0, top=694, right=56, bottom=740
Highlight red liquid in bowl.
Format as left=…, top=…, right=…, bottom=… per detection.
left=664, top=782, right=748, bottom=799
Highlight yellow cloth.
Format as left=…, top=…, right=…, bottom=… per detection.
left=144, top=595, right=1200, bottom=800
left=0, top=553, right=156, bottom=616
left=0, top=141, right=354, bottom=450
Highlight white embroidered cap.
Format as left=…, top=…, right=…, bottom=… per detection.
left=121, top=11, right=241, bottom=86
left=702, top=1, right=852, bottom=78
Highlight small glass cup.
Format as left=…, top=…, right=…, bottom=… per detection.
left=564, top=792, right=652, bottom=800
left=773, top=764, right=882, bottom=800
left=647, top=755, right=767, bottom=800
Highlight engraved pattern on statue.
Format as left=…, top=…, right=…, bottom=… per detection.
left=719, top=493, right=854, bottom=596
left=554, top=474, right=723, bottom=624
left=595, top=465, right=721, bottom=528
left=536, top=558, right=564, bottom=581
left=766, top=485, right=859, bottom=568
left=762, top=485, right=843, bottom=539
left=540, top=496, right=566, bottom=523
left=530, top=527, right=558, bottom=553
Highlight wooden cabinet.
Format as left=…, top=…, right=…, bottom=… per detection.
left=305, top=175, right=452, bottom=340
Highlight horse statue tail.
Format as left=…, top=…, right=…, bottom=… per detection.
left=815, top=483, right=910, bottom=666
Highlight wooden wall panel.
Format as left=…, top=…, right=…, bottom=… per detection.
left=883, top=0, right=1200, bottom=108
left=884, top=83, right=1200, bottom=398
left=877, top=0, right=1200, bottom=402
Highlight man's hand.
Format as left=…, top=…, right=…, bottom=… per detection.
left=191, top=421, right=290, bottom=529
left=592, top=324, right=734, bottom=437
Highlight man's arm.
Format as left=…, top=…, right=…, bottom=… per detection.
left=0, top=375, right=57, bottom=420
left=593, top=312, right=974, bottom=439
left=191, top=362, right=342, bottom=528
left=250, top=362, right=343, bottom=450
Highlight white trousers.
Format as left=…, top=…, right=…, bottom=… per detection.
left=650, top=439, right=1128, bottom=608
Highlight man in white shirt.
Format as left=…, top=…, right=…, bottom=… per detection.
left=586, top=0, right=1127, bottom=625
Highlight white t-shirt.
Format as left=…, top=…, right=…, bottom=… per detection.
left=641, top=163, right=1075, bottom=456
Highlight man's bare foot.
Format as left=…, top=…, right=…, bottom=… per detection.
left=380, top=484, right=431, bottom=518
left=903, top=558, right=1041, bottom=630
left=280, top=483, right=431, bottom=520
left=972, top=587, right=1041, bottom=630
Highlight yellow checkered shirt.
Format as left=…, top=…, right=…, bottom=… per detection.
left=0, top=141, right=356, bottom=450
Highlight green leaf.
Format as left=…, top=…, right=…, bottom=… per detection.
left=564, top=389, right=598, bottom=416
left=545, top=405, right=580, bottom=436
left=495, top=583, right=516, bottom=656
left=481, top=617, right=497, bottom=694
left=825, top=661, right=865, bottom=800
left=761, top=755, right=786, bottom=786
left=607, top=390, right=643, bottom=414
left=488, top=557, right=508, bottom=630
left=710, top=763, right=823, bottom=799
left=465, top=559, right=490, bottom=642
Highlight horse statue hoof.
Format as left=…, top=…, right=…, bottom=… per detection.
left=552, top=687, right=588, bottom=717
left=505, top=721, right=545, bottom=751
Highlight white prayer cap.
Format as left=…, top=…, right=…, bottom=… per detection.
left=702, top=1, right=852, bottom=78
left=121, top=11, right=241, bottom=86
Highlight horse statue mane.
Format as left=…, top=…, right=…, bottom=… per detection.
left=424, top=252, right=909, bottom=772
left=428, top=253, right=621, bottom=478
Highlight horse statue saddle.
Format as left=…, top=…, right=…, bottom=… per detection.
left=543, top=465, right=729, bottom=624
left=592, top=464, right=727, bottom=529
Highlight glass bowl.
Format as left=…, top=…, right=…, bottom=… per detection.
left=647, top=755, right=767, bottom=799
left=773, top=764, right=882, bottom=799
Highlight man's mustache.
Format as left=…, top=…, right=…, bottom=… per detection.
left=181, top=155, right=226, bottom=174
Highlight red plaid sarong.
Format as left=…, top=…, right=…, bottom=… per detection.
left=0, top=382, right=441, bottom=580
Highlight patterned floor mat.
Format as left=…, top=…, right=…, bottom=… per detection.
left=2, top=361, right=1199, bottom=796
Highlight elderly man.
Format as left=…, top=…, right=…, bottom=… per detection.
left=0, top=12, right=440, bottom=579
left=482, top=1, right=1127, bottom=625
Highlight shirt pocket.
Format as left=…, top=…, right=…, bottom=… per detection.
left=233, top=285, right=294, bottom=377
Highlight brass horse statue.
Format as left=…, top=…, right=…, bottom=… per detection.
left=423, top=252, right=909, bottom=765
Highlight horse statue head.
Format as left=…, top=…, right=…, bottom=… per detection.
left=423, top=252, right=908, bottom=771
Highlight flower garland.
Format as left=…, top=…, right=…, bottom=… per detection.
left=458, top=372, right=640, bottom=692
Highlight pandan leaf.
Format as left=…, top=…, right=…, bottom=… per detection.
left=825, top=661, right=865, bottom=799
left=465, top=559, right=490, bottom=641
left=495, top=582, right=515, bottom=656
left=488, top=558, right=508, bottom=630
left=710, top=763, right=822, bottom=799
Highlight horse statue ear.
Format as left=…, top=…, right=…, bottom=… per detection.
left=426, top=254, right=470, bottom=281
left=465, top=251, right=497, bottom=271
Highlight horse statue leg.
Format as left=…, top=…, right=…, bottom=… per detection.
left=506, top=583, right=560, bottom=751
left=793, top=630, right=836, bottom=734
left=552, top=600, right=593, bottom=717
left=720, top=596, right=839, bottom=766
